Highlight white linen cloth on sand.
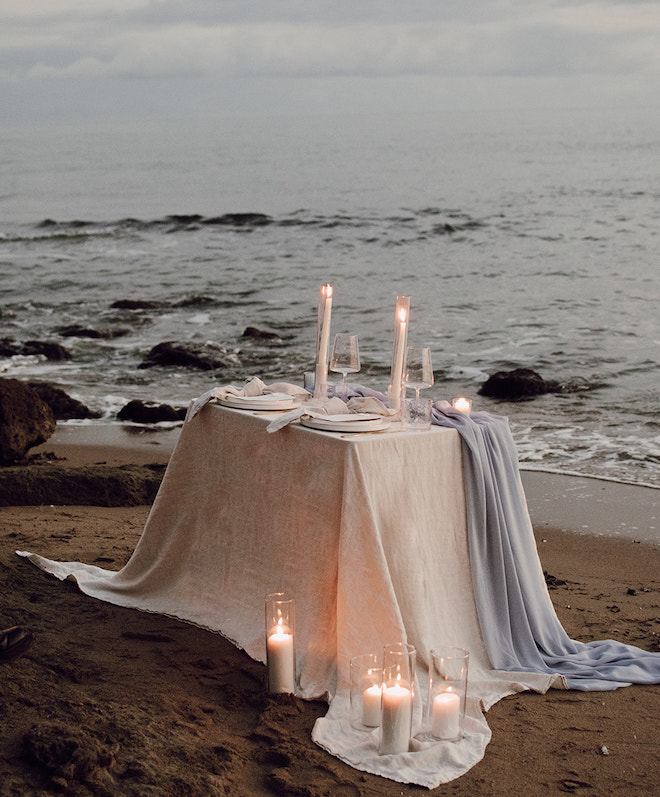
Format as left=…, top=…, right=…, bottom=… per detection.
left=18, top=379, right=658, bottom=788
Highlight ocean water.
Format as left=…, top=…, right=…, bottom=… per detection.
left=0, top=107, right=658, bottom=487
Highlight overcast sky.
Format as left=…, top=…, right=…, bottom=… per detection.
left=1, top=0, right=658, bottom=124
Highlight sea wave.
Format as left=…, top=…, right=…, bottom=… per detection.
left=0, top=208, right=489, bottom=244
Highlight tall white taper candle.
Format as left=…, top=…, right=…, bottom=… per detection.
left=314, top=284, right=333, bottom=399
left=388, top=296, right=410, bottom=411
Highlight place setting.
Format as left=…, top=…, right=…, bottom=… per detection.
left=187, top=283, right=469, bottom=441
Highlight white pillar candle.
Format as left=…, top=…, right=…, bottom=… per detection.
left=380, top=683, right=412, bottom=754
left=267, top=626, right=295, bottom=693
left=432, top=690, right=461, bottom=740
left=314, top=283, right=333, bottom=399
left=362, top=684, right=382, bottom=727
left=389, top=296, right=410, bottom=411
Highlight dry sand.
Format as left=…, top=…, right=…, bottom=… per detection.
left=0, top=427, right=658, bottom=796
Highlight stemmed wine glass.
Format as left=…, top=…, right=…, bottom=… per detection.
left=403, top=345, right=434, bottom=399
left=330, top=333, right=360, bottom=398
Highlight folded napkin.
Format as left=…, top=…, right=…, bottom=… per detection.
left=266, top=394, right=395, bottom=433
left=187, top=377, right=309, bottom=421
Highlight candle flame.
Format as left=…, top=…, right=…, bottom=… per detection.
left=398, top=307, right=407, bottom=323
left=323, top=283, right=333, bottom=298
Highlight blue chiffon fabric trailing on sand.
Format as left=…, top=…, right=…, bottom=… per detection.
left=347, top=385, right=660, bottom=690
left=431, top=405, right=660, bottom=691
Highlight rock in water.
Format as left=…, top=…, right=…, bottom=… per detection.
left=117, top=400, right=185, bottom=423
left=478, top=368, right=559, bottom=400
left=28, top=382, right=102, bottom=420
left=241, top=326, right=282, bottom=341
left=21, top=340, right=72, bottom=361
left=139, top=341, right=228, bottom=370
left=0, top=378, right=56, bottom=464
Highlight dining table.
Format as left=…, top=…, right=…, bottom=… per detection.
left=19, top=384, right=659, bottom=787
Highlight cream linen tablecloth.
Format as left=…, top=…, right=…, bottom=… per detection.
left=19, top=403, right=559, bottom=787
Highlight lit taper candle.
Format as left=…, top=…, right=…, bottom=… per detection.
left=314, top=284, right=333, bottom=400
left=388, top=296, right=410, bottom=411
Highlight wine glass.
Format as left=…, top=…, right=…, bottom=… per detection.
left=403, top=346, right=434, bottom=399
left=330, top=333, right=360, bottom=397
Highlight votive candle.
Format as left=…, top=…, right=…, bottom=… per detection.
left=451, top=397, right=472, bottom=415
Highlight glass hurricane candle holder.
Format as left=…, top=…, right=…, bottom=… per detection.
left=379, top=642, right=416, bottom=755
left=350, top=653, right=382, bottom=731
left=451, top=397, right=472, bottom=416
left=425, top=647, right=469, bottom=741
left=265, top=593, right=296, bottom=694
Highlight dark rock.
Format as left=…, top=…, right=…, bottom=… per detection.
left=111, top=299, right=166, bottom=310
left=27, top=382, right=102, bottom=420
left=241, top=326, right=282, bottom=341
left=0, top=378, right=56, bottom=464
left=117, top=400, right=185, bottom=424
left=1, top=338, right=73, bottom=360
left=202, top=213, right=273, bottom=227
left=21, top=340, right=72, bottom=361
left=139, top=341, right=228, bottom=370
left=56, top=324, right=129, bottom=340
left=478, top=368, right=559, bottom=400
left=0, top=463, right=165, bottom=506
left=166, top=214, right=204, bottom=224
left=175, top=295, right=216, bottom=308
left=432, top=223, right=457, bottom=234
left=0, top=337, right=20, bottom=356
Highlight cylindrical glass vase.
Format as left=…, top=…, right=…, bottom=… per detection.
left=265, top=593, right=296, bottom=694
left=350, top=653, right=382, bottom=731
left=379, top=642, right=416, bottom=755
left=425, top=647, right=469, bottom=741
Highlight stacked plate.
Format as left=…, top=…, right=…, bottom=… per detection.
left=300, top=413, right=389, bottom=433
left=218, top=393, right=301, bottom=411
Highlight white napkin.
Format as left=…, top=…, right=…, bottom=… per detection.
left=266, top=395, right=395, bottom=433
left=187, top=377, right=308, bottom=421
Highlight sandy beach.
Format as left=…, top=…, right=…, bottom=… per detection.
left=1, top=426, right=659, bottom=796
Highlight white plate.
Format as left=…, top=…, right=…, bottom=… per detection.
left=300, top=413, right=390, bottom=433
left=218, top=393, right=301, bottom=411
